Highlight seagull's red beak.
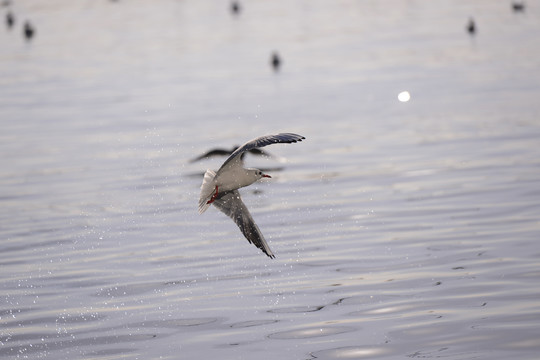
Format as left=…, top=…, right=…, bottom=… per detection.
left=262, top=174, right=271, bottom=178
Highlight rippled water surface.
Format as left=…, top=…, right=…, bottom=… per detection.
left=2, top=0, right=540, bottom=359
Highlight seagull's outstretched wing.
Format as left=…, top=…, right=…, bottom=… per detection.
left=217, top=133, right=305, bottom=174
left=213, top=190, right=275, bottom=258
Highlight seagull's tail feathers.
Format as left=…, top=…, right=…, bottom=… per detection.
left=199, top=169, right=217, bottom=214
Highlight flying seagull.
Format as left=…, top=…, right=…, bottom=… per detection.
left=198, top=133, right=305, bottom=258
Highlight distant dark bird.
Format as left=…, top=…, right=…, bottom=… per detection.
left=230, top=1, right=241, bottom=15
left=5, top=11, right=14, bottom=29
left=512, top=2, right=525, bottom=12
left=270, top=52, right=281, bottom=72
left=190, top=145, right=274, bottom=163
left=23, top=21, right=35, bottom=41
left=466, top=17, right=476, bottom=36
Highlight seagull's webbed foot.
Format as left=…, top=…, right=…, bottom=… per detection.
left=206, top=186, right=219, bottom=204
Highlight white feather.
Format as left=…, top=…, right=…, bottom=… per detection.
left=198, top=169, right=217, bottom=214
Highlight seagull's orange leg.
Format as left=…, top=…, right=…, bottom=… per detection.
left=207, top=186, right=219, bottom=204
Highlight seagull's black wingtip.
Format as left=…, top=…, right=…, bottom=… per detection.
left=286, top=133, right=305, bottom=143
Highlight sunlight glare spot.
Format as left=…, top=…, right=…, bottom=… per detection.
left=338, top=347, right=385, bottom=358
left=398, top=91, right=411, bottom=102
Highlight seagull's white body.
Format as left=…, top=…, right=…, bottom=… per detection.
left=198, top=133, right=305, bottom=258
left=199, top=168, right=262, bottom=213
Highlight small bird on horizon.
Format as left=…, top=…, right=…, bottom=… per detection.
left=270, top=52, right=282, bottom=72
left=230, top=1, right=241, bottom=15
left=5, top=11, right=14, bottom=29
left=198, top=133, right=305, bottom=258
left=466, top=17, right=476, bottom=36
left=512, top=2, right=525, bottom=12
left=23, top=21, right=35, bottom=41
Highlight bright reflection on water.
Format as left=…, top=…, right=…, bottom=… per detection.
left=398, top=91, right=411, bottom=102
left=312, top=346, right=390, bottom=359
left=1, top=0, right=540, bottom=359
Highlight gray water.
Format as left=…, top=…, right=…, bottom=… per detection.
left=1, top=0, right=540, bottom=359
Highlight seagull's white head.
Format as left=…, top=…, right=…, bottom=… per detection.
left=248, top=168, right=271, bottom=182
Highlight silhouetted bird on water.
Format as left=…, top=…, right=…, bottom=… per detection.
left=23, top=21, right=35, bottom=41
left=5, top=11, right=14, bottom=29
left=190, top=146, right=273, bottom=163
left=466, top=17, right=476, bottom=36
left=270, top=52, right=281, bottom=72
left=512, top=2, right=525, bottom=12
left=230, top=1, right=241, bottom=15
